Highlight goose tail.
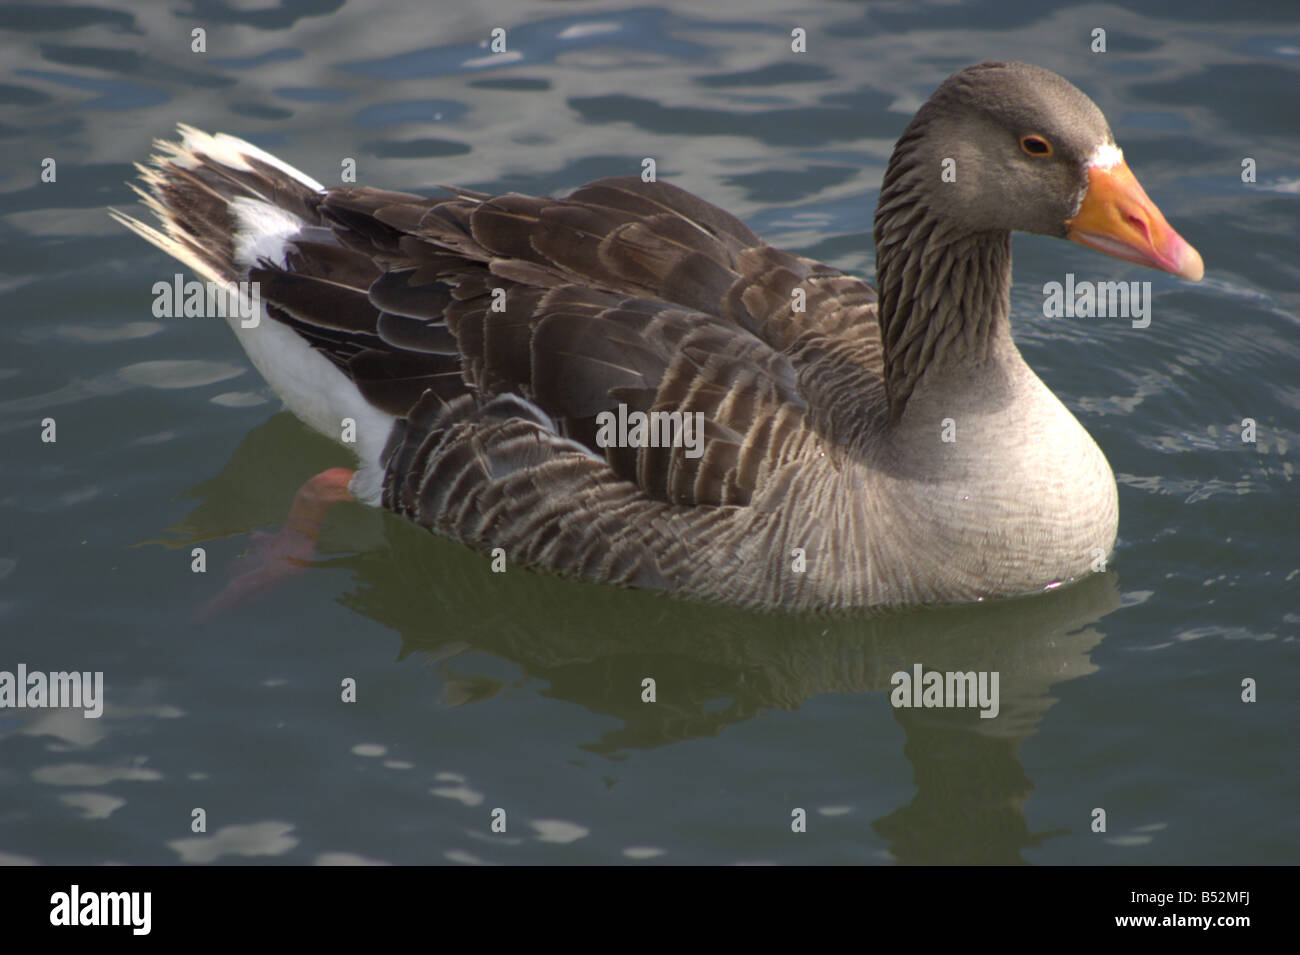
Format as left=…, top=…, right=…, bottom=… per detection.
left=111, top=126, right=395, bottom=502
left=110, top=123, right=326, bottom=287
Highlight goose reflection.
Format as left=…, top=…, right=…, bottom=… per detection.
left=173, top=412, right=1122, bottom=864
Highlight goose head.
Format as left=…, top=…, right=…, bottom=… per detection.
left=879, top=61, right=1203, bottom=281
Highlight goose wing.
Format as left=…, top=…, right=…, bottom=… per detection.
left=258, top=175, right=884, bottom=513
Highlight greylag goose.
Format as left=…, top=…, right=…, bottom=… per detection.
left=113, top=61, right=1202, bottom=611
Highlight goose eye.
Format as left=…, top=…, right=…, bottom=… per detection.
left=1020, top=135, right=1053, bottom=157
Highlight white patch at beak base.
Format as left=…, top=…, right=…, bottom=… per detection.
left=1085, top=142, right=1124, bottom=170
left=1069, top=142, right=1125, bottom=217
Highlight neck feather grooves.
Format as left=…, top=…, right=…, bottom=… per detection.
left=873, top=155, right=1013, bottom=422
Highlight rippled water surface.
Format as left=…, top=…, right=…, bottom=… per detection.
left=0, top=0, right=1296, bottom=865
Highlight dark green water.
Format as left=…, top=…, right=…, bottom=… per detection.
left=0, top=0, right=1296, bottom=865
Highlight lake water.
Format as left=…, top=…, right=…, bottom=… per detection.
left=0, top=0, right=1296, bottom=865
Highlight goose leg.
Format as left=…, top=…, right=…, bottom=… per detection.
left=194, top=467, right=355, bottom=622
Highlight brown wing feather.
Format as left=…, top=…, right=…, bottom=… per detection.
left=173, top=168, right=883, bottom=511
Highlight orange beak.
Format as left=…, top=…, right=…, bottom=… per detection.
left=1066, top=160, right=1203, bottom=281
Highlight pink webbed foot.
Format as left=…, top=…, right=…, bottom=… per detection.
left=194, top=467, right=356, bottom=622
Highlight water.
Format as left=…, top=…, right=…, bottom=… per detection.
left=0, top=0, right=1296, bottom=865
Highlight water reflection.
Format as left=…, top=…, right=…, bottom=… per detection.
left=178, top=412, right=1121, bottom=863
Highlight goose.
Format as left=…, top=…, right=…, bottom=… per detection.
left=113, top=61, right=1202, bottom=612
